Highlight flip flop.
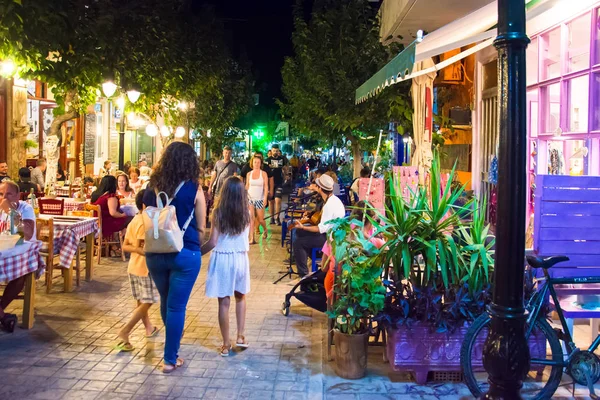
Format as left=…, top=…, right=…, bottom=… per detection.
left=162, top=358, right=184, bottom=373
left=236, top=335, right=250, bottom=349
left=145, top=327, right=159, bottom=338
left=114, top=341, right=135, bottom=352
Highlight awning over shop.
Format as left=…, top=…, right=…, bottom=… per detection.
left=355, top=0, right=565, bottom=103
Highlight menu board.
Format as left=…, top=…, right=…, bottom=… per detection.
left=84, top=114, right=96, bottom=165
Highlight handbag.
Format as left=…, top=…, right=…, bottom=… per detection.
left=210, top=160, right=233, bottom=196
left=142, top=182, right=195, bottom=253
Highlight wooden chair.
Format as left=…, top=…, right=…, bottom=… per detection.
left=36, top=218, right=72, bottom=293
left=84, top=204, right=125, bottom=263
left=67, top=210, right=94, bottom=286
left=38, top=198, right=64, bottom=215
left=19, top=192, right=44, bottom=201
left=84, top=204, right=103, bottom=265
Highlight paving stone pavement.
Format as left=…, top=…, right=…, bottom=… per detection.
left=0, top=225, right=597, bottom=399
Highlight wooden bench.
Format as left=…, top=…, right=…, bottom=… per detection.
left=533, top=175, right=600, bottom=341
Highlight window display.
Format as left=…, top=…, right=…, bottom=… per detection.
left=567, top=13, right=591, bottom=73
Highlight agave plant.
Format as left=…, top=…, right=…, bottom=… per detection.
left=456, top=196, right=495, bottom=294
left=371, top=170, right=424, bottom=284
left=411, top=150, right=471, bottom=289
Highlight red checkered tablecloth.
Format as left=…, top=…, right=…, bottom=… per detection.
left=0, top=241, right=45, bottom=284
left=39, top=217, right=99, bottom=269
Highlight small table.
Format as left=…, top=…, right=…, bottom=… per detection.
left=38, top=215, right=98, bottom=292
left=0, top=241, right=45, bottom=329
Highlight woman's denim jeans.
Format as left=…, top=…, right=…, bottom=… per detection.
left=146, top=248, right=201, bottom=365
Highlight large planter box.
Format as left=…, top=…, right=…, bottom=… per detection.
left=386, top=323, right=547, bottom=384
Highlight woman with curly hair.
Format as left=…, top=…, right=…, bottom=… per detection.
left=142, top=142, right=206, bottom=373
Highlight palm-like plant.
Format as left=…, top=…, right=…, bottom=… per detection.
left=411, top=151, right=471, bottom=289
left=456, top=196, right=495, bottom=294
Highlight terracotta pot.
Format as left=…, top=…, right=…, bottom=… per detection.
left=333, top=329, right=369, bottom=379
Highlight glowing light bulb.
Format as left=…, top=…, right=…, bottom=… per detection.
left=146, top=124, right=158, bottom=137
left=102, top=81, right=117, bottom=97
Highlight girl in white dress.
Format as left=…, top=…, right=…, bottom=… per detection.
left=201, top=176, right=251, bottom=356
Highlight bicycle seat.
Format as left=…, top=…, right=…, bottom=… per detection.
left=526, top=255, right=570, bottom=269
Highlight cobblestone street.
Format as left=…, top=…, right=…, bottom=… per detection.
left=0, top=226, right=595, bottom=399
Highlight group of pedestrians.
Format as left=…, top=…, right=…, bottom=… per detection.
left=117, top=142, right=252, bottom=372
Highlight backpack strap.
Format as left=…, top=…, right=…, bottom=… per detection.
left=155, top=181, right=185, bottom=209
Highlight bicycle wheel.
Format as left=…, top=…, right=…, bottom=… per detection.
left=460, top=313, right=563, bottom=399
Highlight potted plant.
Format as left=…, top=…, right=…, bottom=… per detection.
left=368, top=151, right=545, bottom=383
left=326, top=215, right=387, bottom=379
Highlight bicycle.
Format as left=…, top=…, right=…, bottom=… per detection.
left=461, top=255, right=600, bottom=400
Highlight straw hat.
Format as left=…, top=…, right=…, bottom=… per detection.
left=315, top=174, right=334, bottom=192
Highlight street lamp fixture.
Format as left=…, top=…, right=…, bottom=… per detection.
left=175, top=126, right=186, bottom=138
left=0, top=60, right=15, bottom=77
left=126, top=89, right=141, bottom=104
left=102, top=81, right=118, bottom=98
left=177, top=101, right=188, bottom=111
left=146, top=124, right=158, bottom=137
left=160, top=125, right=171, bottom=137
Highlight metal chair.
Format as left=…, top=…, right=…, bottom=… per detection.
left=38, top=198, right=64, bottom=215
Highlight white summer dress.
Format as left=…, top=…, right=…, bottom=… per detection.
left=205, top=226, right=251, bottom=298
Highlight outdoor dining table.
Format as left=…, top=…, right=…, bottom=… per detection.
left=0, top=240, right=45, bottom=329
left=38, top=215, right=99, bottom=292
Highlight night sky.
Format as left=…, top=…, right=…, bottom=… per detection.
left=193, top=0, right=295, bottom=107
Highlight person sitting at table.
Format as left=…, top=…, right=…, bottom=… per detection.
left=99, top=160, right=112, bottom=178
left=92, top=176, right=132, bottom=256
left=56, top=162, right=66, bottom=182
left=18, top=167, right=40, bottom=193
left=129, top=167, right=142, bottom=193
left=116, top=174, right=135, bottom=199
left=0, top=180, right=35, bottom=332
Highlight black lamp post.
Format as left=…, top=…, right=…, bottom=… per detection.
left=481, top=0, right=531, bottom=398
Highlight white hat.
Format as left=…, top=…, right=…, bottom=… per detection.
left=316, top=174, right=334, bottom=192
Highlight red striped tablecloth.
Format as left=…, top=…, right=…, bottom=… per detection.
left=0, top=240, right=45, bottom=284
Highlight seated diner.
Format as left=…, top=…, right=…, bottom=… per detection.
left=0, top=181, right=35, bottom=332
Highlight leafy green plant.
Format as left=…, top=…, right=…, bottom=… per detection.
left=23, top=139, right=38, bottom=150
left=456, top=196, right=495, bottom=294
left=326, top=216, right=386, bottom=335
left=411, top=150, right=470, bottom=289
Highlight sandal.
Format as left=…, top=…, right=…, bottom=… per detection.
left=145, top=327, right=159, bottom=338
left=0, top=314, right=17, bottom=333
left=162, top=358, right=184, bottom=374
left=114, top=341, right=135, bottom=352
left=236, top=335, right=249, bottom=349
left=262, top=231, right=268, bottom=239
left=219, top=344, right=232, bottom=357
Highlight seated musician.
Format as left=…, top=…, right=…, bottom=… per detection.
left=0, top=181, right=36, bottom=332
left=289, top=174, right=345, bottom=277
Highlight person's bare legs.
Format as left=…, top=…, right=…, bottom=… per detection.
left=0, top=276, right=26, bottom=318
left=218, top=297, right=231, bottom=350
left=234, top=291, right=247, bottom=346
left=256, top=208, right=267, bottom=238
left=118, top=301, right=154, bottom=343
left=248, top=205, right=256, bottom=243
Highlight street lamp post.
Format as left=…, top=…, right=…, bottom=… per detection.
left=481, top=0, right=531, bottom=398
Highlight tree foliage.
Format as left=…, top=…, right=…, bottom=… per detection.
left=279, top=0, right=412, bottom=173
left=0, top=0, right=252, bottom=140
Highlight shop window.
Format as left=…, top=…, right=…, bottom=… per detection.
left=540, top=28, right=561, bottom=80
left=567, top=12, right=591, bottom=73
left=528, top=89, right=539, bottom=138
left=527, top=38, right=538, bottom=85
left=567, top=75, right=589, bottom=132
left=593, top=73, right=600, bottom=131
left=541, top=83, right=561, bottom=135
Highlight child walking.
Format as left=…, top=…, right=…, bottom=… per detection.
left=202, top=176, right=251, bottom=356
left=116, top=189, right=158, bottom=351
